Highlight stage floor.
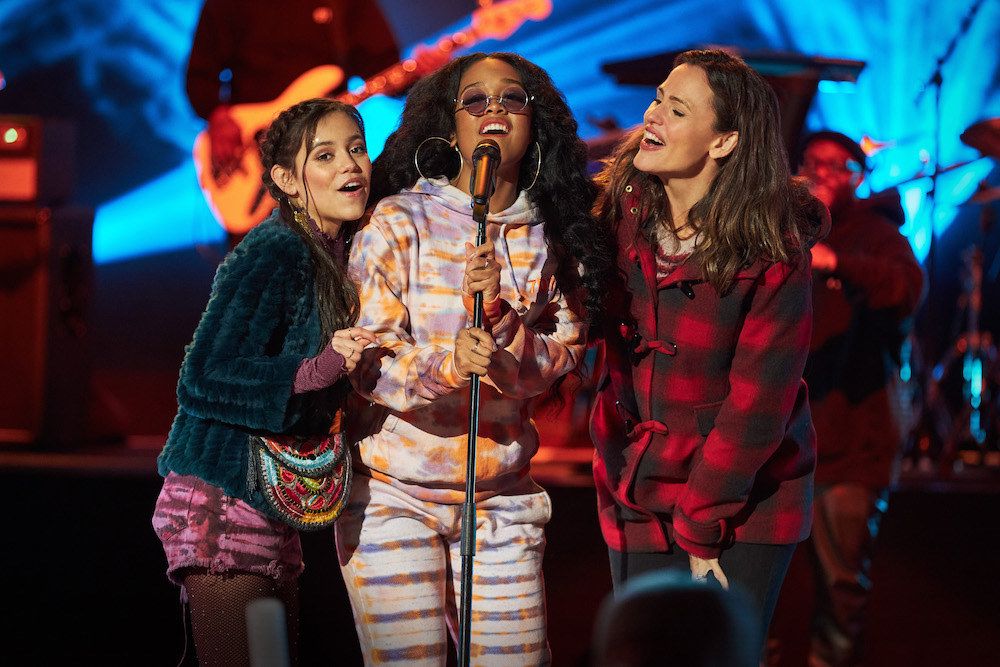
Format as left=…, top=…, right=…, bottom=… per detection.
left=2, top=441, right=999, bottom=666
left=3, top=244, right=999, bottom=665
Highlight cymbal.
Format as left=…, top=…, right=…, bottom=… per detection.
left=886, top=160, right=972, bottom=189
left=961, top=118, right=1000, bottom=158
left=968, top=185, right=1000, bottom=204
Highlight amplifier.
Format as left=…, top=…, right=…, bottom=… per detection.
left=0, top=205, right=93, bottom=445
left=0, top=115, right=75, bottom=205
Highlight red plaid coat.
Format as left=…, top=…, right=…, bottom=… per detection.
left=591, top=185, right=828, bottom=559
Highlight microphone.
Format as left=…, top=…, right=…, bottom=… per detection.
left=246, top=598, right=291, bottom=667
left=470, top=139, right=501, bottom=209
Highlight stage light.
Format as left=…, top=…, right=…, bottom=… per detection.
left=0, top=121, right=31, bottom=151
left=0, top=117, right=40, bottom=202
left=860, top=135, right=896, bottom=156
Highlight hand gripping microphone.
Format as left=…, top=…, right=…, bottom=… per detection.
left=470, top=139, right=501, bottom=214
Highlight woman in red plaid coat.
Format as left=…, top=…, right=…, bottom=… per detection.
left=590, top=49, right=829, bottom=655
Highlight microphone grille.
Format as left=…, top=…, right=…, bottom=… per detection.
left=473, top=139, right=501, bottom=159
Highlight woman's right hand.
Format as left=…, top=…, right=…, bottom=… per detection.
left=452, top=326, right=496, bottom=380
left=463, top=241, right=501, bottom=303
left=689, top=554, right=729, bottom=590
left=207, top=106, right=244, bottom=178
left=329, top=327, right=377, bottom=373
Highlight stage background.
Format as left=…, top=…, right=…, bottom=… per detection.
left=1, top=1, right=999, bottom=664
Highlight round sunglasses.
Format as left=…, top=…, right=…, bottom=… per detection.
left=454, top=85, right=533, bottom=116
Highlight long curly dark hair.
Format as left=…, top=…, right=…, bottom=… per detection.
left=371, top=52, right=614, bottom=323
left=596, top=49, right=822, bottom=295
left=259, top=98, right=362, bottom=349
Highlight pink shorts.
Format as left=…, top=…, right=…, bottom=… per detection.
left=152, top=472, right=304, bottom=589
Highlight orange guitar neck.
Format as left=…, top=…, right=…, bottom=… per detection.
left=337, top=32, right=474, bottom=106
left=338, top=0, right=552, bottom=105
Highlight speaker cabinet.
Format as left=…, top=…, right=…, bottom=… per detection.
left=0, top=115, right=75, bottom=206
left=0, top=205, right=93, bottom=445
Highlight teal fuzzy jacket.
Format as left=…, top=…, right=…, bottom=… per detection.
left=157, top=212, right=326, bottom=514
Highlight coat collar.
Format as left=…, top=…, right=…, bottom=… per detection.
left=616, top=185, right=771, bottom=291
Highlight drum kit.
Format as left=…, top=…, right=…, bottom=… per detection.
left=903, top=116, right=1000, bottom=476
left=961, top=118, right=1000, bottom=205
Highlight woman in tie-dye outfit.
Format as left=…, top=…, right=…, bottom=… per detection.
left=338, top=53, right=613, bottom=665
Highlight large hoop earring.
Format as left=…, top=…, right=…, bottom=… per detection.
left=414, top=136, right=463, bottom=182
left=523, top=141, right=542, bottom=192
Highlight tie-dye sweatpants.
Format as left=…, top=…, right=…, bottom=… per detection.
left=335, top=473, right=552, bottom=666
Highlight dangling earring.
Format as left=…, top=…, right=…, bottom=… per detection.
left=523, top=141, right=542, bottom=192
left=288, top=196, right=338, bottom=257
left=289, top=198, right=312, bottom=236
left=414, top=136, right=464, bottom=182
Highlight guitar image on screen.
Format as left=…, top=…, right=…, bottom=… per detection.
left=193, top=0, right=552, bottom=236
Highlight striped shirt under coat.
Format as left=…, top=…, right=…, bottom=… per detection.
left=591, top=184, right=829, bottom=559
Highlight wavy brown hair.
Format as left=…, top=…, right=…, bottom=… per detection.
left=595, top=49, right=821, bottom=294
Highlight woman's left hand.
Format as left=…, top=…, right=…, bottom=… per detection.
left=811, top=241, right=838, bottom=273
left=330, top=327, right=378, bottom=373
left=689, top=554, right=729, bottom=590
left=452, top=326, right=496, bottom=380
left=463, top=241, right=501, bottom=302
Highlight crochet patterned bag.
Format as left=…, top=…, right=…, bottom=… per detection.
left=249, top=411, right=351, bottom=531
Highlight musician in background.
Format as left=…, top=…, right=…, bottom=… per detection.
left=186, top=0, right=400, bottom=194
left=766, top=131, right=924, bottom=667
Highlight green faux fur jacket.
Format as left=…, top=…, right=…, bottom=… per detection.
left=157, top=212, right=328, bottom=514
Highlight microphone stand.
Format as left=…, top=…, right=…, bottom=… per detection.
left=911, top=0, right=987, bottom=472
left=916, top=0, right=985, bottom=338
left=458, top=143, right=497, bottom=667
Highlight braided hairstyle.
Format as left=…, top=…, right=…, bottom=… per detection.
left=371, top=52, right=614, bottom=325
left=259, top=98, right=362, bottom=349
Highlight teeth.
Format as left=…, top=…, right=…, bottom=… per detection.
left=482, top=122, right=508, bottom=134
left=644, top=130, right=663, bottom=146
left=340, top=181, right=363, bottom=191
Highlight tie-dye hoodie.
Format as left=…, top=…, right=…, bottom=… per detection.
left=347, top=177, right=586, bottom=503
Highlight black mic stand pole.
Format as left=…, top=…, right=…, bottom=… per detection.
left=916, top=0, right=984, bottom=338
left=912, top=0, right=987, bottom=471
left=458, top=145, right=496, bottom=667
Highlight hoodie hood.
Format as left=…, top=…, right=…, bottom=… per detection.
left=404, top=178, right=544, bottom=301
left=410, top=177, right=540, bottom=229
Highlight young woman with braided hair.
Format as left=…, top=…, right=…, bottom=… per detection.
left=152, top=98, right=375, bottom=665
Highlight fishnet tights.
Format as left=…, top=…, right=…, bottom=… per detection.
left=183, top=570, right=299, bottom=667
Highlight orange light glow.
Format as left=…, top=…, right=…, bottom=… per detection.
left=0, top=123, right=29, bottom=150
